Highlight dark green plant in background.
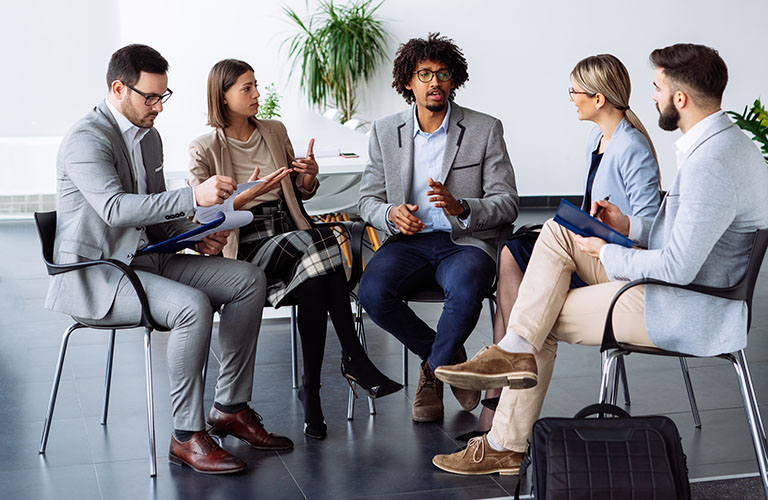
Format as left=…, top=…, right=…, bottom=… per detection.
left=257, top=83, right=282, bottom=119
left=728, top=98, right=768, bottom=164
left=283, top=0, right=389, bottom=123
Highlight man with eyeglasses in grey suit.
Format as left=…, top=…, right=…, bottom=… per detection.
left=47, top=44, right=292, bottom=475
left=358, top=33, right=519, bottom=423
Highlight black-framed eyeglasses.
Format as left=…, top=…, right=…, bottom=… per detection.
left=123, top=81, right=173, bottom=106
left=414, top=68, right=452, bottom=83
left=568, top=87, right=594, bottom=101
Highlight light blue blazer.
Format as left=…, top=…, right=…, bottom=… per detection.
left=585, top=118, right=660, bottom=217
left=603, top=113, right=768, bottom=356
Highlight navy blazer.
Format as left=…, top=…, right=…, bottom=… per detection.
left=584, top=118, right=660, bottom=217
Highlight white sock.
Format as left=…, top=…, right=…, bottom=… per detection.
left=486, top=432, right=509, bottom=452
left=497, top=332, right=535, bottom=354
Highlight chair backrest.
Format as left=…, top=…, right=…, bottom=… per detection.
left=34, top=211, right=58, bottom=274
left=742, top=229, right=768, bottom=329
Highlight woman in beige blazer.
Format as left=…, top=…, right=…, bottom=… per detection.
left=188, top=59, right=401, bottom=440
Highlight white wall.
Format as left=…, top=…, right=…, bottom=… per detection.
left=3, top=0, right=767, bottom=197
left=0, top=0, right=119, bottom=194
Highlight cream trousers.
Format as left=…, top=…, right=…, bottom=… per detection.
left=488, top=219, right=654, bottom=452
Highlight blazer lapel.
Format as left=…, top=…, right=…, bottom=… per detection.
left=439, top=103, right=464, bottom=183
left=96, top=101, right=136, bottom=193
left=398, top=113, right=415, bottom=202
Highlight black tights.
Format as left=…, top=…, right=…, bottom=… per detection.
left=296, top=270, right=364, bottom=388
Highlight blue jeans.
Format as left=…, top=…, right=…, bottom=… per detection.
left=359, top=232, right=496, bottom=371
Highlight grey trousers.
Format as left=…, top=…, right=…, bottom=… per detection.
left=78, top=252, right=266, bottom=431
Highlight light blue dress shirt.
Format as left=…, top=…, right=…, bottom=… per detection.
left=409, top=103, right=452, bottom=232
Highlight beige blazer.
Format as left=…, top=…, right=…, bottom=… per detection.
left=188, top=118, right=318, bottom=259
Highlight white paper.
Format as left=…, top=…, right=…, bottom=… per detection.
left=180, top=180, right=263, bottom=242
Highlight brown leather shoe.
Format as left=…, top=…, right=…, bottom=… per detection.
left=434, top=345, right=538, bottom=391
left=432, top=434, right=523, bottom=475
left=168, top=431, right=246, bottom=475
left=448, top=346, right=481, bottom=411
left=207, top=406, right=294, bottom=450
left=412, top=361, right=444, bottom=422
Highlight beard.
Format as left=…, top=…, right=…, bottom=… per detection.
left=426, top=102, right=447, bottom=112
left=657, top=96, right=680, bottom=131
left=123, top=97, right=157, bottom=128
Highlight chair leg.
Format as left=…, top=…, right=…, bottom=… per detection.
left=143, top=328, right=157, bottom=478
left=487, top=296, right=496, bottom=334
left=679, top=357, right=702, bottom=428
left=290, top=305, right=299, bottom=389
left=402, top=345, right=409, bottom=386
left=598, top=350, right=622, bottom=404
left=617, top=356, right=631, bottom=406
left=729, top=350, right=768, bottom=499
left=40, top=323, right=84, bottom=454
left=101, top=329, right=117, bottom=425
left=347, top=296, right=376, bottom=420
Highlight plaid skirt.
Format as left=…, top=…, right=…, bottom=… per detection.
left=237, top=201, right=344, bottom=307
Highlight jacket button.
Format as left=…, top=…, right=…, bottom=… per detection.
left=165, top=215, right=170, bottom=220
left=127, top=253, right=134, bottom=259
left=136, top=226, right=143, bottom=231
left=179, top=212, right=185, bottom=217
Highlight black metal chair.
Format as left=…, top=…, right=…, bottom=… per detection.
left=34, top=211, right=165, bottom=477
left=598, top=229, right=768, bottom=498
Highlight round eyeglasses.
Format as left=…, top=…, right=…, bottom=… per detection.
left=414, top=68, right=453, bottom=83
left=123, top=81, right=173, bottom=106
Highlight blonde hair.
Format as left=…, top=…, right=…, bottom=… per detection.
left=571, top=54, right=660, bottom=187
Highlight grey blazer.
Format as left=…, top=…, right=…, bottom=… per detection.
left=45, top=101, right=197, bottom=319
left=602, top=112, right=768, bottom=356
left=358, top=103, right=519, bottom=260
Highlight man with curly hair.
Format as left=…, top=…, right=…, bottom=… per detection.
left=358, top=33, right=519, bottom=423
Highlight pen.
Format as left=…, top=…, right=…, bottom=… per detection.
left=593, top=195, right=611, bottom=218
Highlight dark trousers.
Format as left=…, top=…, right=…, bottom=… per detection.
left=359, top=232, right=496, bottom=371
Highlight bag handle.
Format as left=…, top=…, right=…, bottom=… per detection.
left=573, top=403, right=631, bottom=419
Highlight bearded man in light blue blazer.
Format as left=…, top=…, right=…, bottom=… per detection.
left=432, top=43, right=768, bottom=475
left=358, top=33, right=519, bottom=423
left=47, top=44, right=292, bottom=475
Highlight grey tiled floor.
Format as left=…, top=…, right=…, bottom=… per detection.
left=1, top=210, right=766, bottom=499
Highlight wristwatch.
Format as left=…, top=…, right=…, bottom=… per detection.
left=458, top=199, right=471, bottom=220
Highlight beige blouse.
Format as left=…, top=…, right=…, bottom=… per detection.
left=227, top=127, right=281, bottom=207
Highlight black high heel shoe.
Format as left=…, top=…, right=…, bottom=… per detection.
left=297, top=378, right=327, bottom=440
left=341, top=352, right=404, bottom=399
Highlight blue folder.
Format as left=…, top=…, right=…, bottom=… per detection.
left=553, top=199, right=634, bottom=248
left=139, top=213, right=226, bottom=254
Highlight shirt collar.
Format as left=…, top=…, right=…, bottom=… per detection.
left=674, top=110, right=725, bottom=158
left=105, top=98, right=150, bottom=146
left=412, top=101, right=451, bottom=137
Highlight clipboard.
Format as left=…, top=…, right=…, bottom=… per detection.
left=140, top=213, right=226, bottom=254
left=553, top=199, right=634, bottom=248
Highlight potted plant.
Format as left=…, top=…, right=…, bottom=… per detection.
left=257, top=83, right=282, bottom=119
left=728, top=98, right=768, bottom=164
left=283, top=0, right=389, bottom=123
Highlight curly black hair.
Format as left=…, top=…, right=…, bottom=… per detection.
left=391, top=33, right=469, bottom=105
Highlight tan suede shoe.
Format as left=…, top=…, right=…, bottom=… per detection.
left=412, top=361, right=444, bottom=422
left=432, top=435, right=523, bottom=475
left=448, top=346, right=481, bottom=411
left=434, top=345, right=537, bottom=391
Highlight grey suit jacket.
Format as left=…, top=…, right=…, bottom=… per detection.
left=603, top=112, right=768, bottom=356
left=358, top=102, right=519, bottom=259
left=45, top=101, right=198, bottom=319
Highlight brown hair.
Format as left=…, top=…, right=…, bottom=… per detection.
left=206, top=59, right=254, bottom=129
left=649, top=43, right=728, bottom=106
left=572, top=54, right=660, bottom=186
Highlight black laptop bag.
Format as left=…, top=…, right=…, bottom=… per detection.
left=515, top=403, right=690, bottom=500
